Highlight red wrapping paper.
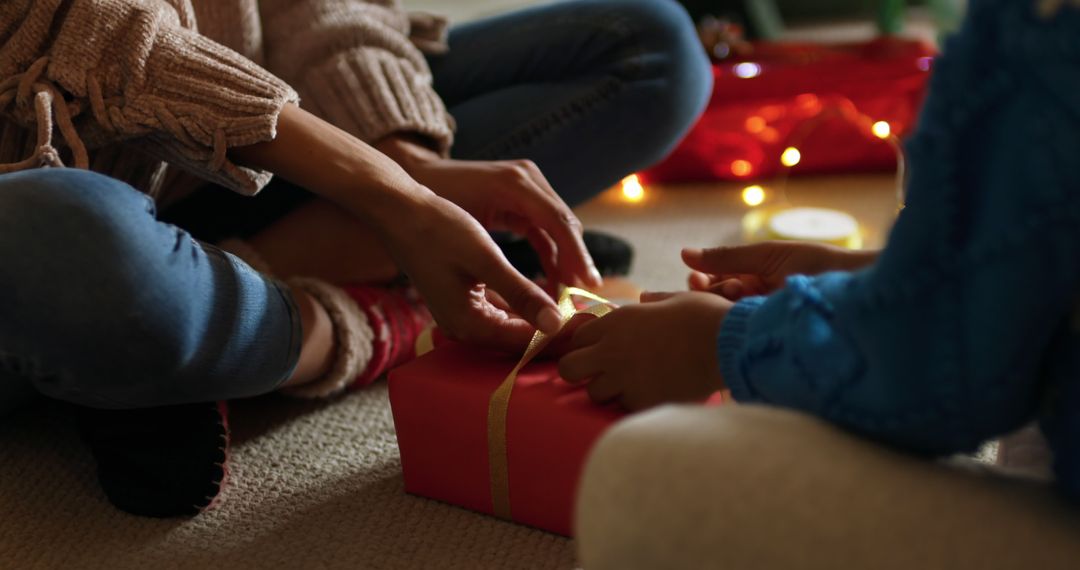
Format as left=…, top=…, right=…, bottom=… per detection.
left=642, top=38, right=936, bottom=184
left=388, top=342, right=625, bottom=536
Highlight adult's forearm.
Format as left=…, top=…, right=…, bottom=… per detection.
left=230, top=104, right=431, bottom=230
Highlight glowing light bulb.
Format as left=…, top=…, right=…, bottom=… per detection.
left=621, top=174, right=645, bottom=202
left=759, top=127, right=780, bottom=143
left=745, top=116, right=766, bottom=133
left=780, top=147, right=802, bottom=167
left=733, top=62, right=761, bottom=79
left=795, top=93, right=822, bottom=113
left=730, top=160, right=753, bottom=177
left=742, top=185, right=766, bottom=207
left=872, top=121, right=892, bottom=139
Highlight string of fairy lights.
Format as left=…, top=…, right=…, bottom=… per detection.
left=621, top=99, right=906, bottom=209
left=618, top=59, right=913, bottom=249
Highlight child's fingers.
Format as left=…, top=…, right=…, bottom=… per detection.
left=712, top=279, right=745, bottom=300
left=586, top=375, right=622, bottom=405
left=568, top=314, right=608, bottom=349
left=682, top=244, right=771, bottom=275
left=688, top=271, right=713, bottom=291
left=542, top=313, right=596, bottom=357
left=558, top=346, right=605, bottom=383
left=640, top=290, right=679, bottom=303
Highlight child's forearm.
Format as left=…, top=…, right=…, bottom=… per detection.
left=836, top=249, right=880, bottom=271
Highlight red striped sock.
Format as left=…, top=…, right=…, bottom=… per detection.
left=344, top=285, right=434, bottom=388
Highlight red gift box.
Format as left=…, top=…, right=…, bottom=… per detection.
left=642, top=38, right=936, bottom=184
left=388, top=341, right=624, bottom=536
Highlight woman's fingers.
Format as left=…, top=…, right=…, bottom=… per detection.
left=480, top=257, right=562, bottom=335
left=514, top=161, right=601, bottom=288
left=525, top=225, right=562, bottom=287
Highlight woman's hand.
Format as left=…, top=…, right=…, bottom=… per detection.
left=231, top=105, right=562, bottom=350
left=683, top=242, right=878, bottom=300
left=377, top=135, right=602, bottom=289
left=379, top=189, right=564, bottom=349
left=558, top=291, right=731, bottom=411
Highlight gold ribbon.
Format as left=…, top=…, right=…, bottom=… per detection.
left=486, top=286, right=615, bottom=520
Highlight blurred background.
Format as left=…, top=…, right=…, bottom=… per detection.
left=410, top=0, right=965, bottom=42
left=404, top=0, right=967, bottom=295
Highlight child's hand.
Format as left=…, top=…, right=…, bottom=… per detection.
left=683, top=242, right=878, bottom=300
left=558, top=292, right=731, bottom=411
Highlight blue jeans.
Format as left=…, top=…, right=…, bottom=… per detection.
left=0, top=170, right=302, bottom=415
left=164, top=0, right=711, bottom=240
left=1, top=0, right=710, bottom=414
left=432, top=0, right=711, bottom=206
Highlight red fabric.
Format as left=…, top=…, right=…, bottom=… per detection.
left=642, top=38, right=936, bottom=184
left=388, top=342, right=728, bottom=536
left=345, top=285, right=433, bottom=387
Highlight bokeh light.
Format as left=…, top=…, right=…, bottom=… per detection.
left=780, top=147, right=802, bottom=167
left=733, top=62, right=762, bottom=79
left=742, top=185, right=766, bottom=207
left=872, top=121, right=892, bottom=139
left=621, top=174, right=645, bottom=202
left=730, top=159, right=753, bottom=177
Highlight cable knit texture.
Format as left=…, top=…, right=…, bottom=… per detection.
left=260, top=0, right=454, bottom=155
left=0, top=0, right=454, bottom=199
left=285, top=277, right=375, bottom=399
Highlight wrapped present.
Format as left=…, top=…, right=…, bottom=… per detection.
left=388, top=288, right=621, bottom=536
left=642, top=38, right=936, bottom=184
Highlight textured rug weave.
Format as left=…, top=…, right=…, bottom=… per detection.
left=0, top=386, right=576, bottom=569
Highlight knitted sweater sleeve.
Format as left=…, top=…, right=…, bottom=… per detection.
left=716, top=0, right=1080, bottom=457
left=0, top=0, right=299, bottom=195
left=258, top=0, right=455, bottom=154
left=718, top=219, right=1077, bottom=457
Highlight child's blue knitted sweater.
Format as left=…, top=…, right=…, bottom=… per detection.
left=717, top=0, right=1080, bottom=500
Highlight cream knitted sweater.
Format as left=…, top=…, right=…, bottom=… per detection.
left=0, top=0, right=454, bottom=200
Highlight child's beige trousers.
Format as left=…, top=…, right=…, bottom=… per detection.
left=576, top=405, right=1080, bottom=569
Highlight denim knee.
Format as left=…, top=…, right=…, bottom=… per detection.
left=0, top=169, right=300, bottom=408
left=607, top=0, right=713, bottom=164
left=0, top=169, right=159, bottom=293
left=0, top=168, right=156, bottom=245
left=0, top=170, right=155, bottom=398
left=0, top=170, right=192, bottom=406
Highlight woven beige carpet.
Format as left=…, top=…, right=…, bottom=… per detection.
left=0, top=386, right=578, bottom=569
left=0, top=176, right=898, bottom=569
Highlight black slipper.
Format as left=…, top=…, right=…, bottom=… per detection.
left=75, top=401, right=230, bottom=518
left=498, top=229, right=634, bottom=280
